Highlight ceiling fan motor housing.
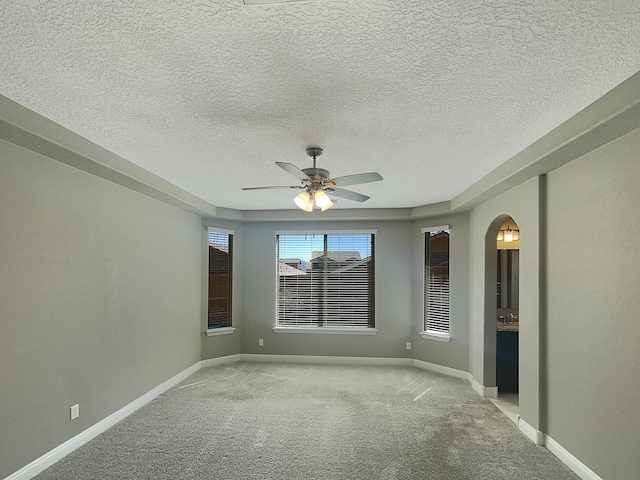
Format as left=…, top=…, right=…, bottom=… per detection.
left=302, top=167, right=330, bottom=182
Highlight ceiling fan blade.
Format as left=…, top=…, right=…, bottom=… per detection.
left=331, top=188, right=370, bottom=202
left=241, top=185, right=303, bottom=190
left=276, top=162, right=311, bottom=182
left=328, top=172, right=383, bottom=187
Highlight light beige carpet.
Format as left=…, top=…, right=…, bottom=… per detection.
left=35, top=362, right=578, bottom=479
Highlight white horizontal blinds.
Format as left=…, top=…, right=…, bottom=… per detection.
left=277, top=233, right=374, bottom=327
left=277, top=234, right=324, bottom=327
left=208, top=231, right=232, bottom=329
left=424, top=229, right=450, bottom=333
left=323, top=233, right=374, bottom=327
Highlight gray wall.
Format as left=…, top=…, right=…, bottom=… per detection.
left=0, top=140, right=202, bottom=478
left=411, top=213, right=470, bottom=372
left=469, top=177, right=542, bottom=428
left=545, top=127, right=640, bottom=480
left=239, top=220, right=414, bottom=357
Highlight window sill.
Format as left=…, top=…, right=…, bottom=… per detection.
left=273, top=326, right=377, bottom=335
left=419, top=330, right=451, bottom=342
left=206, top=327, right=236, bottom=337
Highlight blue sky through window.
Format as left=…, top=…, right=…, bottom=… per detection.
left=278, top=234, right=371, bottom=264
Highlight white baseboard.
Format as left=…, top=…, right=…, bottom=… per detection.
left=518, top=417, right=544, bottom=445
left=239, top=353, right=413, bottom=366
left=239, top=355, right=471, bottom=385
left=545, top=435, right=604, bottom=480
left=412, top=359, right=472, bottom=381
left=470, top=377, right=498, bottom=398
left=5, top=362, right=201, bottom=480
left=200, top=353, right=242, bottom=368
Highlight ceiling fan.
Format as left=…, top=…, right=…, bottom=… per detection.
left=242, top=147, right=383, bottom=212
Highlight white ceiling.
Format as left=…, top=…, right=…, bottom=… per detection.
left=1, top=0, right=639, bottom=211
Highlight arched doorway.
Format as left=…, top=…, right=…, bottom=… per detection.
left=486, top=215, right=521, bottom=423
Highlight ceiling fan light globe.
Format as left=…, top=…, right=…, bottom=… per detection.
left=304, top=198, right=314, bottom=212
left=294, top=191, right=313, bottom=212
left=314, top=190, right=331, bottom=208
left=320, top=199, right=334, bottom=211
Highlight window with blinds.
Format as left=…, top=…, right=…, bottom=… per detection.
left=208, top=230, right=232, bottom=329
left=276, top=233, right=375, bottom=328
left=424, top=227, right=450, bottom=335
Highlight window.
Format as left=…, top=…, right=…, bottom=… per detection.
left=422, top=226, right=451, bottom=341
left=276, top=232, right=375, bottom=330
left=207, top=228, right=233, bottom=333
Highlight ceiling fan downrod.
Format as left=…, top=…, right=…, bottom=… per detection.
left=302, top=147, right=329, bottom=183
left=305, top=146, right=323, bottom=168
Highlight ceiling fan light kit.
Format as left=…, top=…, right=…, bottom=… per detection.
left=293, top=189, right=335, bottom=212
left=242, top=147, right=382, bottom=212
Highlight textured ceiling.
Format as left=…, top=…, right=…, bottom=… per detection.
left=1, top=0, right=639, bottom=211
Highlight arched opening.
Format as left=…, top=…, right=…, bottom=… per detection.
left=485, top=215, right=521, bottom=423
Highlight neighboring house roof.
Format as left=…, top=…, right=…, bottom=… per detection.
left=331, top=257, right=371, bottom=274
left=427, top=231, right=449, bottom=268
left=278, top=262, right=306, bottom=276
left=209, top=242, right=229, bottom=254
left=280, top=258, right=302, bottom=268
left=309, top=251, right=361, bottom=262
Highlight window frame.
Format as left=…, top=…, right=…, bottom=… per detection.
left=273, top=230, right=377, bottom=335
left=420, top=225, right=451, bottom=342
left=206, top=227, right=235, bottom=336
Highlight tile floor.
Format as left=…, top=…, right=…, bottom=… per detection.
left=490, top=393, right=519, bottom=424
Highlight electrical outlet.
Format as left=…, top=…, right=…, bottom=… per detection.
left=406, top=342, right=412, bottom=350
left=70, top=404, right=79, bottom=420
left=258, top=338, right=264, bottom=346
